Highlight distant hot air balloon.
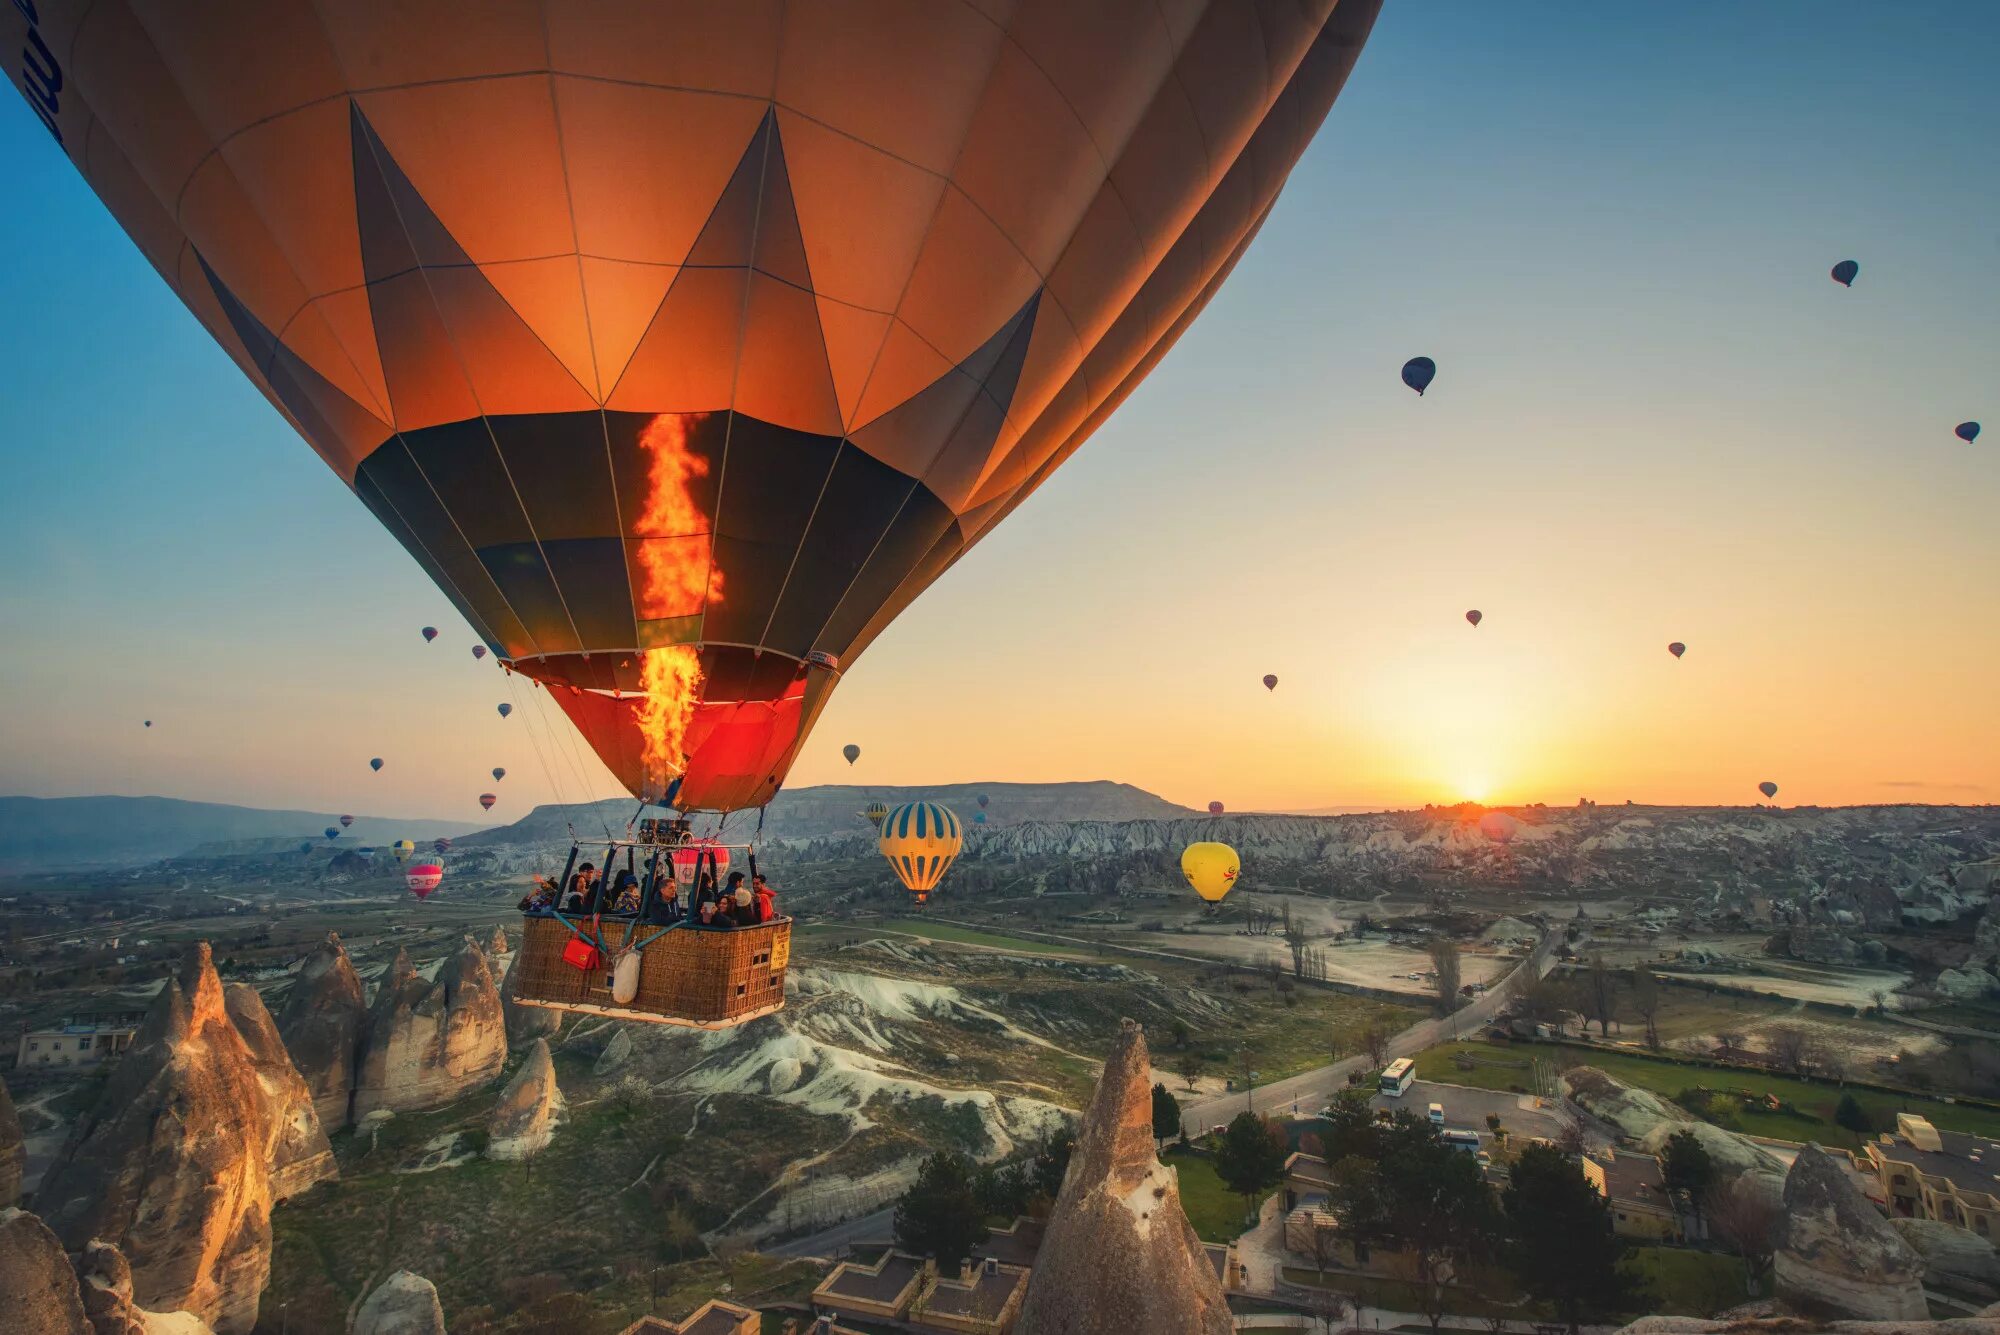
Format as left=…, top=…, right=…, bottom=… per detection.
left=339, top=814, right=354, bottom=828
left=1263, top=674, right=1278, bottom=692
left=323, top=828, right=340, bottom=841
left=1759, top=781, right=1779, bottom=800
left=1957, top=422, right=1981, bottom=444
left=1668, top=642, right=1686, bottom=659
left=369, top=757, right=384, bottom=772
left=497, top=703, right=513, bottom=719
left=1208, top=800, right=1225, bottom=816
left=863, top=803, right=890, bottom=830
left=1181, top=842, right=1240, bottom=903
left=669, top=839, right=731, bottom=888
left=1478, top=812, right=1519, bottom=844
left=879, top=802, right=963, bottom=904
left=31, top=5, right=1385, bottom=820
left=1831, top=260, right=1859, bottom=287
left=406, top=862, right=445, bottom=899
left=479, top=793, right=498, bottom=811
left=977, top=794, right=990, bottom=809
left=391, top=839, right=415, bottom=863
left=1466, top=610, right=1483, bottom=627
left=1402, top=356, right=1437, bottom=396
left=471, top=646, right=488, bottom=661
left=974, top=811, right=988, bottom=824
left=491, top=767, right=506, bottom=782
left=433, top=838, right=452, bottom=854
left=143, top=720, right=152, bottom=728
left=843, top=744, right=860, bottom=766
left=421, top=627, right=438, bottom=642
left=300, top=842, right=314, bottom=854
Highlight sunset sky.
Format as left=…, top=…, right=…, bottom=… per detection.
left=1, top=1, right=1995, bottom=821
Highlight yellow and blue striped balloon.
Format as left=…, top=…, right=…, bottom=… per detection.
left=878, top=801, right=963, bottom=902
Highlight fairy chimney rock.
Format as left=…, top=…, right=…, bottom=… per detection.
left=501, top=948, right=559, bottom=1046
left=352, top=939, right=506, bottom=1117
left=1, top=1075, right=24, bottom=1208
left=276, top=933, right=368, bottom=1129
left=352, top=1270, right=445, bottom=1335
left=1016, top=1019, right=1231, bottom=1335
left=486, top=1038, right=564, bottom=1161
left=1775, top=1142, right=1927, bottom=1320
left=223, top=982, right=337, bottom=1198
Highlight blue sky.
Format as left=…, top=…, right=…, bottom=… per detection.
left=1, top=1, right=1994, bottom=818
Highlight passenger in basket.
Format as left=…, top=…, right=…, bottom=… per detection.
left=646, top=880, right=685, bottom=925
left=518, top=876, right=558, bottom=915
left=753, top=874, right=777, bottom=924
left=697, top=901, right=718, bottom=927
left=608, top=869, right=642, bottom=915
left=559, top=863, right=597, bottom=912
left=712, top=890, right=744, bottom=930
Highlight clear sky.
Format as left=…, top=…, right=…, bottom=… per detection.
left=1, top=1, right=1995, bottom=821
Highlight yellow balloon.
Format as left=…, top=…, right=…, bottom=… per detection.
left=392, top=839, right=415, bottom=864
left=878, top=802, right=963, bottom=902
left=1180, top=842, right=1240, bottom=903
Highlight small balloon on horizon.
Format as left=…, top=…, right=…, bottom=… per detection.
left=1668, top=642, right=1686, bottom=659
left=1759, top=781, right=1779, bottom=800
left=1401, top=356, right=1436, bottom=396
left=471, top=645, right=488, bottom=660
left=1830, top=259, right=1859, bottom=287
left=843, top=743, right=860, bottom=765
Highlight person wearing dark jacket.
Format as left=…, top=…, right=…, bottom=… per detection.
left=646, top=882, right=685, bottom=925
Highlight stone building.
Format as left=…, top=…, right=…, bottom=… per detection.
left=1864, top=1113, right=2000, bottom=1239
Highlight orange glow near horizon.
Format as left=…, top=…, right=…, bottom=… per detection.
left=632, top=413, right=720, bottom=796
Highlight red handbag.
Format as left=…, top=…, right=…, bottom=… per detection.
left=562, top=935, right=602, bottom=972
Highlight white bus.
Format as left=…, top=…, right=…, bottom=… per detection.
left=1378, top=1057, right=1415, bottom=1097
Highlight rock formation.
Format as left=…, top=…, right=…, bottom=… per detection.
left=1638, top=1120, right=1785, bottom=1189
left=1, top=1074, right=24, bottom=1207
left=1016, top=1019, right=1230, bottom=1335
left=75, top=1238, right=216, bottom=1335
left=352, top=939, right=507, bottom=1117
left=32, top=944, right=274, bottom=1334
left=487, top=1039, right=564, bottom=1161
left=352, top=1270, right=446, bottom=1335
left=1775, top=1143, right=1927, bottom=1321
left=223, top=983, right=337, bottom=1199
left=1889, top=1216, right=2000, bottom=1300
left=488, top=926, right=510, bottom=959
left=593, top=1027, right=632, bottom=1075
left=1620, top=1313, right=2000, bottom=1335
left=276, top=933, right=368, bottom=1129
left=1565, top=1066, right=1696, bottom=1140
left=2, top=1206, right=90, bottom=1335
left=500, top=948, right=560, bottom=1046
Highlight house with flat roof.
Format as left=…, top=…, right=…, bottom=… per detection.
left=615, top=1297, right=760, bottom=1335
left=1863, top=1113, right=2000, bottom=1239
left=811, top=1249, right=1029, bottom=1335
left=1581, top=1150, right=1681, bottom=1242
left=15, top=996, right=149, bottom=1069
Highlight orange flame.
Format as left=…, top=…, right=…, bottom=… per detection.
left=632, top=414, right=722, bottom=797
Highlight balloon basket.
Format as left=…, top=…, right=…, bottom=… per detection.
left=513, top=915, right=790, bottom=1028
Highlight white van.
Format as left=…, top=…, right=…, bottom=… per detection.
left=1427, top=1102, right=1444, bottom=1127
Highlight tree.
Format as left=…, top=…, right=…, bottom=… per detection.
left=1359, top=1022, right=1392, bottom=1070
left=1028, top=1128, right=1075, bottom=1205
left=1214, top=1112, right=1288, bottom=1222
left=894, top=1152, right=989, bottom=1269
left=1630, top=965, right=1662, bottom=1049
left=1834, top=1092, right=1874, bottom=1142
left=1427, top=940, right=1463, bottom=1016
left=1151, top=1082, right=1183, bottom=1147
left=1660, top=1130, right=1717, bottom=1228
left=1502, top=1144, right=1648, bottom=1334
left=1169, top=1016, right=1192, bottom=1049
left=1581, top=955, right=1619, bottom=1036
left=1765, top=1024, right=1817, bottom=1075
left=1174, top=1051, right=1203, bottom=1092
left=1706, top=1176, right=1781, bottom=1293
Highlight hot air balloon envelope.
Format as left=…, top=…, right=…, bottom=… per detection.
left=392, top=839, right=415, bottom=863
left=1402, top=357, right=1437, bottom=395
left=864, top=802, right=889, bottom=829
left=1957, top=422, right=1981, bottom=444
left=1478, top=812, right=1518, bottom=844
left=1466, top=610, right=1483, bottom=627
left=497, top=703, right=513, bottom=719
left=471, top=646, right=488, bottom=661
left=974, top=811, right=987, bottom=824
left=1831, top=260, right=1859, bottom=287
left=1181, top=842, right=1240, bottom=903
left=300, top=842, right=314, bottom=854
left=1759, top=781, right=1779, bottom=799
left=1262, top=674, right=1278, bottom=691
left=842, top=744, right=860, bottom=765
left=340, top=814, right=354, bottom=828
left=879, top=802, right=963, bottom=902
left=1668, top=642, right=1686, bottom=659
left=25, top=3, right=1385, bottom=817
left=669, top=839, right=731, bottom=889
left=323, top=828, right=340, bottom=841
left=1208, top=800, right=1225, bottom=816
left=406, top=863, right=445, bottom=899
left=421, top=627, right=437, bottom=642
left=977, top=794, right=989, bottom=809
left=433, top=838, right=452, bottom=854
left=369, top=758, right=384, bottom=772
left=492, top=767, right=506, bottom=782
left=479, top=793, right=498, bottom=811
left=143, top=720, right=152, bottom=728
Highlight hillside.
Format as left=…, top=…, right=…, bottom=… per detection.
left=0, top=795, right=494, bottom=872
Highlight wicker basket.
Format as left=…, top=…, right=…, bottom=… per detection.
left=513, top=914, right=791, bottom=1029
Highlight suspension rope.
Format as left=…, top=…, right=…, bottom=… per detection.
left=505, top=671, right=582, bottom=847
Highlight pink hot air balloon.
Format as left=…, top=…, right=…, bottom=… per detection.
left=1465, top=610, right=1483, bottom=627
left=1668, top=642, right=1686, bottom=659
left=1208, top=801, right=1225, bottom=816
left=670, top=839, right=732, bottom=888
left=406, top=863, right=445, bottom=900
left=479, top=793, right=498, bottom=811
left=339, top=814, right=354, bottom=828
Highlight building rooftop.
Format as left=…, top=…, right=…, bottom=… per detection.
left=972, top=1216, right=1044, bottom=1268
left=679, top=1300, right=756, bottom=1335
left=925, top=1260, right=1028, bottom=1321
left=1878, top=1123, right=2000, bottom=1200
left=1204, top=1243, right=1230, bottom=1285
left=819, top=1249, right=922, bottom=1307
left=1600, top=1151, right=1669, bottom=1209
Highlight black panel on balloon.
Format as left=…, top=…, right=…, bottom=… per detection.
left=811, top=485, right=957, bottom=657
left=703, top=414, right=841, bottom=645
left=401, top=418, right=538, bottom=550
left=476, top=542, right=583, bottom=655
left=487, top=412, right=622, bottom=541
left=763, top=445, right=923, bottom=657
left=539, top=536, right=637, bottom=649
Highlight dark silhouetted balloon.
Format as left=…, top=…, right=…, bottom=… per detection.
left=339, top=814, right=354, bottom=828
left=1758, top=781, right=1778, bottom=800
left=497, top=703, right=513, bottom=718
left=492, top=767, right=506, bottom=782
left=369, top=757, right=384, bottom=772
left=300, top=842, right=314, bottom=854
left=977, top=794, right=989, bottom=809
left=421, top=627, right=437, bottom=642
left=974, top=811, right=988, bottom=824
left=843, top=744, right=860, bottom=765
left=323, top=827, right=340, bottom=840
left=1262, top=674, right=1278, bottom=692
left=479, top=793, right=498, bottom=811
left=1668, top=642, right=1686, bottom=659
left=1208, top=800, right=1225, bottom=816
left=1831, top=260, right=1858, bottom=287
left=143, top=720, right=152, bottom=728
left=1466, top=609, right=1482, bottom=627
left=471, top=645, right=488, bottom=661
left=1402, top=356, right=1436, bottom=395
left=1957, top=422, right=1981, bottom=444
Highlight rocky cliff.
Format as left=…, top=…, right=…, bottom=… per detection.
left=31, top=944, right=271, bottom=1333
left=352, top=1270, right=446, bottom=1335
left=277, top=933, right=368, bottom=1129
left=500, top=948, right=560, bottom=1047
left=352, top=939, right=507, bottom=1117
left=1, top=1074, right=23, bottom=1207
left=1, top=1209, right=215, bottom=1335
left=486, top=1039, right=563, bottom=1161
left=1016, top=1019, right=1230, bottom=1335
left=1775, top=1143, right=1927, bottom=1321
left=223, top=983, right=337, bottom=1199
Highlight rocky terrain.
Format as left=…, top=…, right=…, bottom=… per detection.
left=485, top=1038, right=563, bottom=1161
left=1, top=1075, right=22, bottom=1207
left=351, top=939, right=507, bottom=1117
left=276, top=934, right=369, bottom=1128
left=1016, top=1019, right=1231, bottom=1335
left=1775, top=1143, right=1928, bottom=1320
left=224, top=982, right=338, bottom=1200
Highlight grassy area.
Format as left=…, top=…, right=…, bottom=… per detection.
left=1416, top=1039, right=2000, bottom=1140
left=1623, top=1246, right=1750, bottom=1317
left=1164, top=1148, right=1276, bottom=1243
left=1277, top=1266, right=1525, bottom=1321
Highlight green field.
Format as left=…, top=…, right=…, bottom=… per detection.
left=1416, top=1040, right=2000, bottom=1140
left=1623, top=1246, right=1750, bottom=1316
left=1164, top=1148, right=1277, bottom=1242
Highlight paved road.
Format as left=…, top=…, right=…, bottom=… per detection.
left=1182, top=932, right=1558, bottom=1134
left=768, top=1206, right=894, bottom=1260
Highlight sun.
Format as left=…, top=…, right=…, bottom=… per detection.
left=1456, top=775, right=1493, bottom=804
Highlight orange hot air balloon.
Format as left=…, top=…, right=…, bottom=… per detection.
left=15, top=3, right=1384, bottom=813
